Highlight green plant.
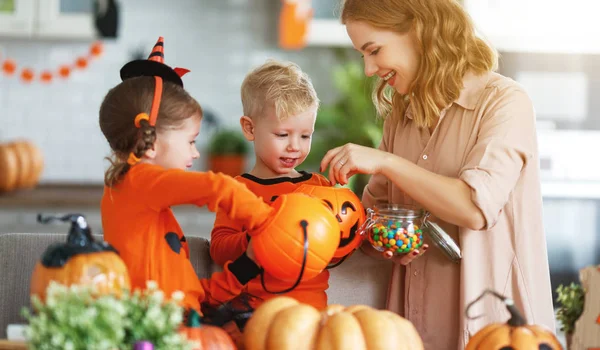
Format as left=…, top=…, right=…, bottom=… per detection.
left=208, top=129, right=250, bottom=156
left=555, top=282, right=585, bottom=334
left=305, top=57, right=383, bottom=195
left=22, top=281, right=195, bottom=350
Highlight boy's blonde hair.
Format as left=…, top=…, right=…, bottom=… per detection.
left=241, top=60, right=319, bottom=120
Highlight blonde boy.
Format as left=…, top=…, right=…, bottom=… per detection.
left=210, top=59, right=331, bottom=309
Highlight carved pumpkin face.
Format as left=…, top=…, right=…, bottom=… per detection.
left=251, top=193, right=340, bottom=283
left=294, top=185, right=366, bottom=260
left=30, top=214, right=131, bottom=301
left=465, top=290, right=562, bottom=350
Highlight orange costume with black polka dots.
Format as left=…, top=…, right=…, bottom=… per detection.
left=210, top=171, right=332, bottom=309
left=100, top=36, right=275, bottom=313
left=101, top=163, right=274, bottom=312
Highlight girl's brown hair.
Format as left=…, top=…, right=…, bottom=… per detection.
left=341, top=0, right=498, bottom=128
left=99, top=76, right=202, bottom=187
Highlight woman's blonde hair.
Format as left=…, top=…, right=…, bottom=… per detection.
left=241, top=59, right=319, bottom=120
left=341, top=0, right=498, bottom=128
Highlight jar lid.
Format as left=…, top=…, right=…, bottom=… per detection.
left=422, top=219, right=462, bottom=263
left=372, top=204, right=425, bottom=219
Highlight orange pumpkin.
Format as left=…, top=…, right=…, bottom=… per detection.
left=466, top=290, right=563, bottom=350
left=294, top=185, right=366, bottom=265
left=181, top=309, right=236, bottom=350
left=0, top=143, right=19, bottom=192
left=0, top=140, right=44, bottom=193
left=252, top=193, right=340, bottom=284
left=21, top=140, right=44, bottom=188
left=243, top=296, right=424, bottom=350
left=11, top=140, right=32, bottom=188
left=30, top=214, right=130, bottom=302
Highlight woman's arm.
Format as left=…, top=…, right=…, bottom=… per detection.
left=379, top=153, right=485, bottom=230
left=322, top=87, right=535, bottom=232
left=322, top=143, right=485, bottom=230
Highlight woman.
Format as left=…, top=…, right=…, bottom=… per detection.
left=320, top=0, right=556, bottom=348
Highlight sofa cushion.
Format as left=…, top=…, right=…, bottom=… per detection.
left=327, top=249, right=392, bottom=308
left=0, top=233, right=214, bottom=338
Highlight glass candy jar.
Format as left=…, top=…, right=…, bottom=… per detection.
left=361, top=204, right=462, bottom=263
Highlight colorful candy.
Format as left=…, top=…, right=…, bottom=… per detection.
left=368, top=221, right=424, bottom=257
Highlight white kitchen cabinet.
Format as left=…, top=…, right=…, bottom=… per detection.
left=304, top=0, right=600, bottom=54
left=463, top=0, right=600, bottom=54
left=0, top=0, right=96, bottom=39
left=0, top=0, right=35, bottom=37
left=36, top=0, right=96, bottom=39
left=306, top=0, right=351, bottom=47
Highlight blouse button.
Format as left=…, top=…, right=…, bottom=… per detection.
left=422, top=154, right=428, bottom=160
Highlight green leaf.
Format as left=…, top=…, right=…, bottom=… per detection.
left=554, top=282, right=585, bottom=334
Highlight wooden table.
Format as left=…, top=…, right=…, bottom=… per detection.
left=0, top=340, right=27, bottom=350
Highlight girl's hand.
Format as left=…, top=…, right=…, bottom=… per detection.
left=320, top=143, right=389, bottom=185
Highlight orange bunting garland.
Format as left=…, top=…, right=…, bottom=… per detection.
left=1, top=41, right=103, bottom=84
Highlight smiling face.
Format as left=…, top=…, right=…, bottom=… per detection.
left=346, top=20, right=420, bottom=95
left=241, top=103, right=317, bottom=179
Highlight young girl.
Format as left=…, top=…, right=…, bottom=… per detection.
left=98, top=37, right=275, bottom=312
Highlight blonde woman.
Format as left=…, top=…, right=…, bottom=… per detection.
left=320, top=0, right=556, bottom=348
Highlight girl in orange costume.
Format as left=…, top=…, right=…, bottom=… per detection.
left=99, top=37, right=275, bottom=313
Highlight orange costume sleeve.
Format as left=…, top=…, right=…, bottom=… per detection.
left=101, top=163, right=273, bottom=312
left=209, top=171, right=332, bottom=309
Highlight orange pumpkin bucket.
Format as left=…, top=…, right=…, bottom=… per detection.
left=294, top=185, right=366, bottom=267
left=251, top=193, right=340, bottom=293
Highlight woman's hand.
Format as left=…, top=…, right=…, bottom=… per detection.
left=320, top=143, right=388, bottom=185
left=360, top=240, right=429, bottom=265
left=390, top=244, right=429, bottom=265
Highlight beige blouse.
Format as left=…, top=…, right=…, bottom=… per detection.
left=362, top=71, right=556, bottom=350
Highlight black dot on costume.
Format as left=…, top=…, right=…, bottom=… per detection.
left=164, top=232, right=182, bottom=254
left=539, top=345, right=554, bottom=350
left=270, top=195, right=279, bottom=202
left=499, top=347, right=514, bottom=350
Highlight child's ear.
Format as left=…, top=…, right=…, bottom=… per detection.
left=240, top=116, right=255, bottom=141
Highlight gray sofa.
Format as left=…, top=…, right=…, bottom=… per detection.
left=0, top=233, right=392, bottom=338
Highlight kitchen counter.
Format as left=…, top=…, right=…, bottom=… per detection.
left=0, top=185, right=104, bottom=208
left=0, top=185, right=216, bottom=238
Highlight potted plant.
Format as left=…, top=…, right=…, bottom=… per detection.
left=556, top=282, right=585, bottom=349
left=304, top=54, right=383, bottom=196
left=22, top=281, right=196, bottom=350
left=206, top=128, right=250, bottom=177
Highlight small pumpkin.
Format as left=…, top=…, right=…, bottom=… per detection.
left=21, top=140, right=44, bottom=188
left=252, top=193, right=340, bottom=284
left=465, top=290, right=563, bottom=350
left=30, top=214, right=131, bottom=302
left=0, top=140, right=44, bottom=192
left=294, top=185, right=366, bottom=266
left=243, top=296, right=424, bottom=350
left=180, top=309, right=236, bottom=350
left=0, top=142, right=19, bottom=192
